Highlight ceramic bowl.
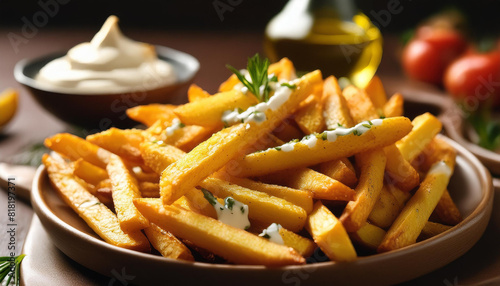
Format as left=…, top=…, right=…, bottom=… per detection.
left=14, top=46, right=199, bottom=129
left=31, top=135, right=493, bottom=286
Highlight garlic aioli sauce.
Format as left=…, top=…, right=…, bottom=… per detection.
left=272, top=119, right=384, bottom=152
left=259, top=223, right=284, bottom=245
left=165, top=118, right=184, bottom=136
left=428, top=161, right=452, bottom=177
left=210, top=196, right=250, bottom=230
left=36, top=15, right=176, bottom=94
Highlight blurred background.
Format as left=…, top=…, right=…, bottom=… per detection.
left=1, top=0, right=499, bottom=35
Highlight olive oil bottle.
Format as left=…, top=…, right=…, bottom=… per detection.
left=264, top=0, right=382, bottom=87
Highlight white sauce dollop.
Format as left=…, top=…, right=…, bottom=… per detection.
left=213, top=197, right=250, bottom=230
left=259, top=223, right=284, bottom=245
left=165, top=118, right=184, bottom=136
left=36, top=15, right=176, bottom=94
left=428, top=161, right=452, bottom=177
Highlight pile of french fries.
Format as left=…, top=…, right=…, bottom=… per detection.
left=42, top=58, right=462, bottom=266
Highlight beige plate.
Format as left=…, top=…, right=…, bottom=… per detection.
left=30, top=135, right=493, bottom=286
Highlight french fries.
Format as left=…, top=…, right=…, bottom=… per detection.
left=41, top=56, right=463, bottom=266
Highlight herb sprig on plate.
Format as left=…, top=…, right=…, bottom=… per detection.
left=227, top=54, right=276, bottom=102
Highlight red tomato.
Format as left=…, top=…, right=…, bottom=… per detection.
left=444, top=50, right=500, bottom=107
left=402, top=27, right=467, bottom=84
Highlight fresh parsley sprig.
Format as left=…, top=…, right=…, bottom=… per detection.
left=0, top=255, right=26, bottom=286
left=227, top=54, right=274, bottom=102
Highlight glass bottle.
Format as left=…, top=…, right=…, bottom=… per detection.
left=264, top=0, right=383, bottom=87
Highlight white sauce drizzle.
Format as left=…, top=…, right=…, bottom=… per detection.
left=165, top=118, right=184, bottom=136
left=428, top=161, right=452, bottom=177
left=259, top=223, right=284, bottom=245
left=271, top=119, right=384, bottom=152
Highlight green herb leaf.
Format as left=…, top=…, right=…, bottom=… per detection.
left=468, top=112, right=500, bottom=150
left=225, top=197, right=235, bottom=210
left=261, top=233, right=271, bottom=239
left=227, top=54, right=271, bottom=102
left=0, top=254, right=25, bottom=286
left=201, top=188, right=218, bottom=206
left=280, top=82, right=297, bottom=89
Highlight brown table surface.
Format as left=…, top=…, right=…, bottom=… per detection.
left=0, top=29, right=499, bottom=285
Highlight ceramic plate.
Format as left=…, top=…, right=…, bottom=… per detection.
left=30, top=135, right=493, bottom=286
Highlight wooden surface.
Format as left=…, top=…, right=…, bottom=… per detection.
left=0, top=29, right=499, bottom=285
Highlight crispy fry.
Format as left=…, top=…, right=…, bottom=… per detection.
left=146, top=120, right=215, bottom=152
left=260, top=167, right=355, bottom=202
left=140, top=141, right=185, bottom=174
left=219, top=74, right=240, bottom=92
left=199, top=177, right=307, bottom=232
left=160, top=70, right=322, bottom=204
left=272, top=120, right=304, bottom=142
left=174, top=188, right=217, bottom=218
left=126, top=104, right=177, bottom=127
left=419, top=221, right=453, bottom=240
left=343, top=85, right=379, bottom=123
left=316, top=158, right=358, bottom=188
left=134, top=198, right=305, bottom=266
left=384, top=144, right=420, bottom=192
left=87, top=128, right=144, bottom=164
left=378, top=152, right=455, bottom=252
left=107, top=154, right=149, bottom=232
left=44, top=133, right=111, bottom=168
left=383, top=93, right=404, bottom=117
left=187, top=84, right=211, bottom=102
left=215, top=173, right=313, bottom=214
left=322, top=76, right=355, bottom=129
left=305, top=201, right=357, bottom=262
left=368, top=185, right=406, bottom=229
left=363, top=75, right=387, bottom=110
left=340, top=149, right=386, bottom=232
left=294, top=95, right=325, bottom=134
left=144, top=224, right=194, bottom=260
left=236, top=117, right=412, bottom=177
left=43, top=154, right=150, bottom=252
left=139, top=182, right=160, bottom=198
left=432, top=189, right=462, bottom=225
left=268, top=57, right=297, bottom=80
left=396, top=112, right=442, bottom=163
left=350, top=222, right=386, bottom=250
left=279, top=228, right=316, bottom=257
left=174, top=89, right=258, bottom=128
left=73, top=159, right=108, bottom=186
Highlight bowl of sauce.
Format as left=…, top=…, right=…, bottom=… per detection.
left=15, top=16, right=199, bottom=130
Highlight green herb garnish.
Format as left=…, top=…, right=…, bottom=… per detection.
left=201, top=188, right=218, bottom=206
left=0, top=255, right=25, bottom=286
left=261, top=234, right=271, bottom=239
left=280, top=82, right=297, bottom=89
left=468, top=111, right=500, bottom=151
left=225, top=197, right=235, bottom=210
left=321, top=132, right=328, bottom=140
left=362, top=124, right=371, bottom=128
left=227, top=54, right=272, bottom=102
left=178, top=123, right=186, bottom=128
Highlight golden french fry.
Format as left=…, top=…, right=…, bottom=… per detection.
left=272, top=120, right=304, bottom=142
left=279, top=227, right=316, bottom=257
left=316, top=158, right=358, bottom=188
left=350, top=222, right=386, bottom=250
left=140, top=141, right=185, bottom=175
left=174, top=188, right=217, bottom=218
left=44, top=133, right=111, bottom=168
left=199, top=177, right=307, bottom=232
left=139, top=182, right=160, bottom=198
left=378, top=152, right=455, bottom=252
left=134, top=198, right=305, bottom=266
left=235, top=117, right=412, bottom=177
left=322, top=76, right=355, bottom=129
left=43, top=154, right=150, bottom=252
left=219, top=74, right=240, bottom=92
left=340, top=149, right=386, bottom=232
left=86, top=128, right=144, bottom=164
left=384, top=144, right=420, bottom=192
left=73, top=159, right=108, bottom=186
left=259, top=167, right=355, bottom=202
left=146, top=120, right=215, bottom=153
left=343, top=85, right=379, bottom=123
left=419, top=221, right=453, bottom=240
left=160, top=70, right=322, bottom=204
left=294, top=95, right=325, bottom=134
left=107, top=154, right=149, bottom=232
left=396, top=112, right=442, bottom=163
left=174, top=89, right=258, bottom=128
left=215, top=173, right=313, bottom=214
left=268, top=57, right=297, bottom=80
left=126, top=104, right=177, bottom=127
left=368, top=184, right=408, bottom=229
left=383, top=93, right=404, bottom=117
left=144, top=223, right=194, bottom=260
left=363, top=75, right=387, bottom=110
left=305, top=201, right=357, bottom=262
left=187, top=83, right=211, bottom=102
left=431, top=189, right=462, bottom=226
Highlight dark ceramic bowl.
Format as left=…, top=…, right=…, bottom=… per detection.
left=14, top=46, right=199, bottom=129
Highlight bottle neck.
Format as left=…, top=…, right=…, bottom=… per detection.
left=307, top=0, right=357, bottom=22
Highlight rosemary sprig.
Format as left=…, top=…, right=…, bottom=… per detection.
left=0, top=255, right=25, bottom=286
left=227, top=54, right=272, bottom=102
